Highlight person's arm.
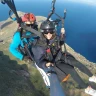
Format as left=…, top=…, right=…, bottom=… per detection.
left=9, top=32, right=24, bottom=60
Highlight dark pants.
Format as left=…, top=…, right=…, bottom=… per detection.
left=56, top=54, right=93, bottom=88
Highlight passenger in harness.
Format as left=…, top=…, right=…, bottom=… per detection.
left=31, top=20, right=96, bottom=96
left=9, top=13, right=38, bottom=61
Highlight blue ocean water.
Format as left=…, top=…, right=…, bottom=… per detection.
left=0, top=0, right=96, bottom=63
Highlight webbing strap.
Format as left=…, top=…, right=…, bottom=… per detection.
left=21, top=23, right=42, bottom=37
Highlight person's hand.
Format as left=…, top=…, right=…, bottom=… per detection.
left=46, top=62, right=54, bottom=67
left=61, top=28, right=65, bottom=34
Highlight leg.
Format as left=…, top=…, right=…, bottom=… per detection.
left=56, top=62, right=88, bottom=88
left=65, top=55, right=93, bottom=77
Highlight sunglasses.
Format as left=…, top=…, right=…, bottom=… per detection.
left=26, top=24, right=34, bottom=27
left=43, top=30, right=55, bottom=34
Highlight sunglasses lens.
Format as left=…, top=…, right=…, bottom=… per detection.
left=50, top=31, right=54, bottom=34
left=44, top=31, right=49, bottom=34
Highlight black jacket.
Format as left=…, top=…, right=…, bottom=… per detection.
left=31, top=35, right=62, bottom=69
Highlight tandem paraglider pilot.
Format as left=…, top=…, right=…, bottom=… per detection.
left=31, top=20, right=96, bottom=96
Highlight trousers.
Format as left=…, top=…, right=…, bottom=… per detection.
left=56, top=54, right=93, bottom=88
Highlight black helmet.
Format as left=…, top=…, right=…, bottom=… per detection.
left=40, top=20, right=55, bottom=33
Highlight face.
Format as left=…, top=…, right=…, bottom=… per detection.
left=44, top=32, right=53, bottom=40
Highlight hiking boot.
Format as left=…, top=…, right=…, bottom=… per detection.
left=89, top=76, right=96, bottom=83
left=85, top=86, right=96, bottom=96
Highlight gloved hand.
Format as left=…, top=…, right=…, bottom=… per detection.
left=61, top=28, right=65, bottom=34
left=46, top=62, right=54, bottom=67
